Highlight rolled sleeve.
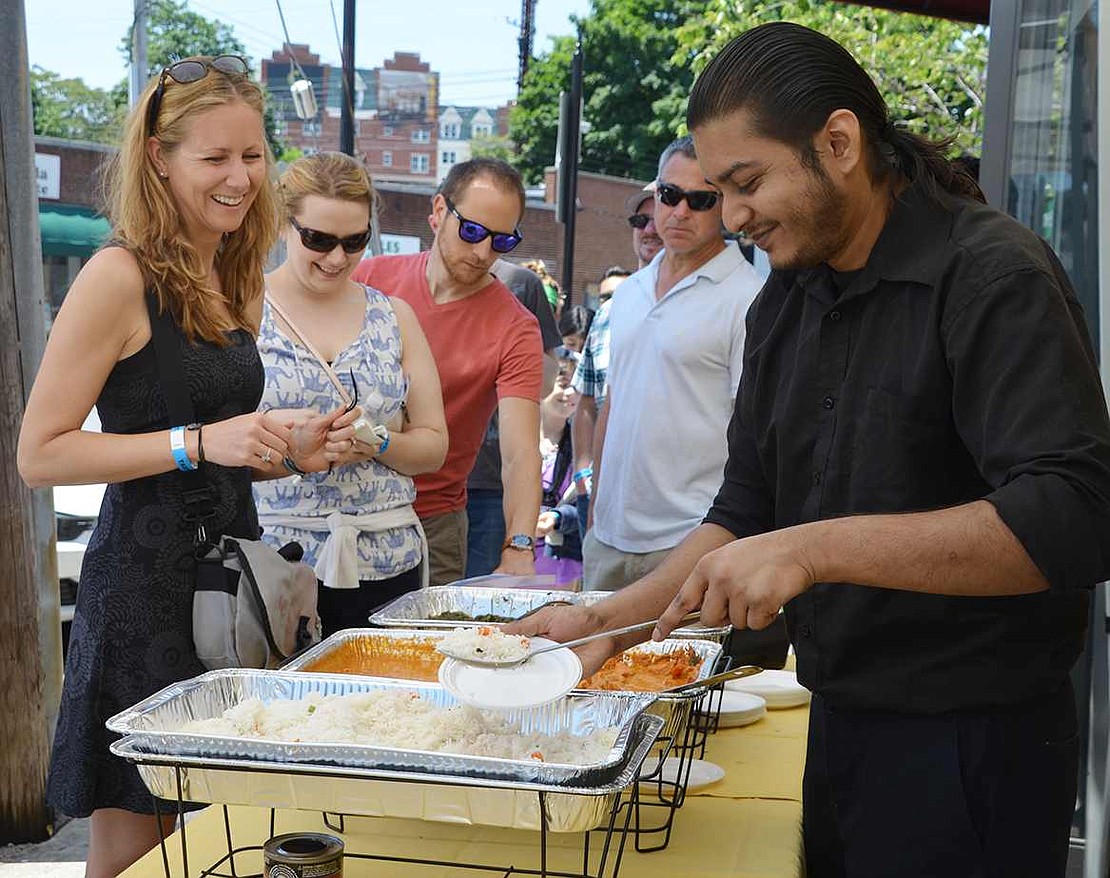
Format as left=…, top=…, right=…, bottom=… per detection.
left=945, top=265, right=1110, bottom=591
left=703, top=388, right=775, bottom=540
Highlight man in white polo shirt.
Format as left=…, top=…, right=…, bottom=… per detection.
left=584, top=135, right=764, bottom=591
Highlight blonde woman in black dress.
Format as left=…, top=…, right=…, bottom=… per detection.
left=18, top=57, right=346, bottom=878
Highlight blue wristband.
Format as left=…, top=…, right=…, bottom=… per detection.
left=170, top=425, right=196, bottom=472
left=376, top=431, right=390, bottom=456
left=573, top=467, right=593, bottom=483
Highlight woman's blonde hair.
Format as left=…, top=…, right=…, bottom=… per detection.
left=278, top=152, right=377, bottom=224
left=104, top=57, right=279, bottom=344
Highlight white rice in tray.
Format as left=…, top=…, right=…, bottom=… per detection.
left=181, top=690, right=617, bottom=764
left=437, top=625, right=530, bottom=662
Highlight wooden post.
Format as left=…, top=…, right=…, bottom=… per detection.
left=0, top=0, right=64, bottom=843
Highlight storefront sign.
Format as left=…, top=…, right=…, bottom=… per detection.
left=380, top=234, right=422, bottom=255
left=35, top=153, right=61, bottom=200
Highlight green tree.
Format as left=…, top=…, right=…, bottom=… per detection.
left=30, top=67, right=125, bottom=143
left=510, top=0, right=699, bottom=184
left=470, top=134, right=516, bottom=163
left=512, top=0, right=986, bottom=184
left=673, top=1, right=986, bottom=154
left=120, top=0, right=247, bottom=77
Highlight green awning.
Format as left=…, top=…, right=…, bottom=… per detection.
left=38, top=204, right=111, bottom=258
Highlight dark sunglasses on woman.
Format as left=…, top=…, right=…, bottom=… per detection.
left=656, top=182, right=720, bottom=212
left=290, top=218, right=373, bottom=255
left=444, top=197, right=523, bottom=254
left=147, top=55, right=250, bottom=137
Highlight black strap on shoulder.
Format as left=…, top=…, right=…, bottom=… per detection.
left=145, top=292, right=217, bottom=544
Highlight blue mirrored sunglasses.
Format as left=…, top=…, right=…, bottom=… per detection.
left=444, top=197, right=523, bottom=254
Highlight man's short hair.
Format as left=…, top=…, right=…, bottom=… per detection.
left=602, top=265, right=632, bottom=282
left=436, top=157, right=525, bottom=216
left=657, top=135, right=698, bottom=180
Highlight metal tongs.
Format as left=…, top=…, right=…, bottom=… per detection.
left=439, top=611, right=704, bottom=669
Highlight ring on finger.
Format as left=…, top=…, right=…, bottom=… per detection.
left=261, top=447, right=272, bottom=464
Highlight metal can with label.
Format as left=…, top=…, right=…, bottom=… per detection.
left=263, top=832, right=344, bottom=878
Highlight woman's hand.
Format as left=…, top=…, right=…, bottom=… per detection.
left=201, top=411, right=295, bottom=468
left=536, top=510, right=558, bottom=539
left=318, top=405, right=381, bottom=467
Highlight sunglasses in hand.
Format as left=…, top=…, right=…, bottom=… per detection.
left=444, top=197, right=523, bottom=254
left=656, top=182, right=720, bottom=212
left=290, top=217, right=373, bottom=254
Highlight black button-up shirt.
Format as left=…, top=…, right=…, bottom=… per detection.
left=704, top=183, right=1110, bottom=713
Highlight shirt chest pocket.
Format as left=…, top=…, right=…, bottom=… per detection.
left=846, top=386, right=960, bottom=510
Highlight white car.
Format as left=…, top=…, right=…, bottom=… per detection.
left=54, top=411, right=105, bottom=623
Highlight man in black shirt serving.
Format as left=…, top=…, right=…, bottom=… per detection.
left=511, top=22, right=1110, bottom=878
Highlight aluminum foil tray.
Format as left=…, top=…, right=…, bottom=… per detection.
left=575, top=639, right=724, bottom=742
left=106, top=670, right=656, bottom=788
left=112, top=714, right=664, bottom=833
left=369, top=586, right=729, bottom=640
left=281, top=628, right=446, bottom=680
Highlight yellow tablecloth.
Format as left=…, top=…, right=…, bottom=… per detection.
left=120, top=704, right=808, bottom=878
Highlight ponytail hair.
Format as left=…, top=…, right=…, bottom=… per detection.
left=687, top=22, right=984, bottom=205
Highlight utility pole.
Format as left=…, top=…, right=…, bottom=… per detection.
left=130, top=0, right=149, bottom=106
left=517, top=0, right=536, bottom=94
left=556, top=41, right=583, bottom=302
left=0, top=0, right=64, bottom=844
left=338, top=0, right=356, bottom=156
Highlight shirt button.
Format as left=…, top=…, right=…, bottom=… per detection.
left=821, top=396, right=836, bottom=410
left=812, top=472, right=822, bottom=485
left=829, top=310, right=842, bottom=322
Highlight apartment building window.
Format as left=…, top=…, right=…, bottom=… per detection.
left=382, top=125, right=394, bottom=137
left=411, top=129, right=430, bottom=143
left=472, top=124, right=491, bottom=138
left=441, top=150, right=457, bottom=165
left=441, top=122, right=460, bottom=140
left=410, top=153, right=429, bottom=174
left=303, top=119, right=322, bottom=137
left=382, top=150, right=393, bottom=167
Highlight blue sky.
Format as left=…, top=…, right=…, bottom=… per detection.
left=25, top=0, right=590, bottom=106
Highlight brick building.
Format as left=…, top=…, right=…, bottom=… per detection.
left=262, top=46, right=439, bottom=185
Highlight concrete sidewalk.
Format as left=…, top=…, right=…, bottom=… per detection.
left=0, top=817, right=87, bottom=877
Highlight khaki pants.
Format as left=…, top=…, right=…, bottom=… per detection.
left=582, top=530, right=672, bottom=592
left=421, top=509, right=469, bottom=587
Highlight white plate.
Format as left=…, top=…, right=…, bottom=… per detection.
left=712, top=690, right=767, bottom=728
left=725, top=668, right=811, bottom=709
left=438, top=638, right=583, bottom=710
left=639, top=757, right=725, bottom=791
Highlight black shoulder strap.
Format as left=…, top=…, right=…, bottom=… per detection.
left=146, top=293, right=195, bottom=425
left=145, top=293, right=217, bottom=543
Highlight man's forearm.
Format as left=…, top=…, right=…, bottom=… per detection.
left=572, top=396, right=597, bottom=474
left=501, top=447, right=542, bottom=541
left=802, top=499, right=1049, bottom=597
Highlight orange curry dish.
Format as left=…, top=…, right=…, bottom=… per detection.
left=579, top=646, right=704, bottom=692
left=302, top=636, right=444, bottom=682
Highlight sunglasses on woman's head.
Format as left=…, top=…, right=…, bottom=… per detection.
left=655, top=182, right=720, bottom=212
left=627, top=213, right=653, bottom=229
left=290, top=217, right=373, bottom=254
left=146, top=55, right=250, bottom=137
left=443, top=197, right=523, bottom=254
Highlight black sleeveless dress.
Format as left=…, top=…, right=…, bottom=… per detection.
left=47, top=326, right=262, bottom=816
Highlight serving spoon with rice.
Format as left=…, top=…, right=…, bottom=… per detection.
left=437, top=611, right=705, bottom=669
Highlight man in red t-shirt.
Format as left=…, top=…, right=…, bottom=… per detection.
left=353, top=158, right=543, bottom=585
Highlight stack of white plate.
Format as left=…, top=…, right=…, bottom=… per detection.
left=639, top=756, right=726, bottom=791
left=725, top=668, right=811, bottom=709
left=712, top=690, right=768, bottom=728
